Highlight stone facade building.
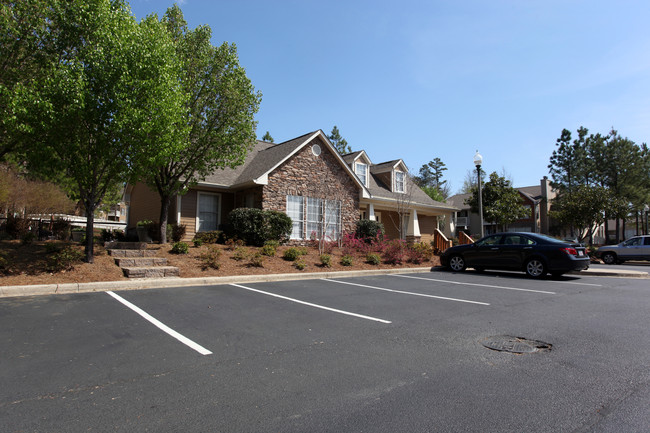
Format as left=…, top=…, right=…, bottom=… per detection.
left=126, top=130, right=458, bottom=243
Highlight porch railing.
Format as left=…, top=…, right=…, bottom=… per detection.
left=433, top=228, right=452, bottom=253
left=458, top=231, right=474, bottom=245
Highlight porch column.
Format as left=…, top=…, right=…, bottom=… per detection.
left=368, top=203, right=376, bottom=221
left=176, top=195, right=182, bottom=224
left=441, top=211, right=454, bottom=238
left=406, top=210, right=421, bottom=244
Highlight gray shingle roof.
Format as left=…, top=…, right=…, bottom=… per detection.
left=370, top=160, right=401, bottom=173
left=201, top=131, right=318, bottom=186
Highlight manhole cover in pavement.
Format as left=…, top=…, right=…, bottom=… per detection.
left=482, top=336, right=552, bottom=354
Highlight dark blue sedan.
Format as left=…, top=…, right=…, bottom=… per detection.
left=440, top=232, right=590, bottom=278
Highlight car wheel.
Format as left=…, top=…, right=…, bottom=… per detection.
left=525, top=258, right=546, bottom=278
left=448, top=255, right=466, bottom=272
left=602, top=252, right=617, bottom=265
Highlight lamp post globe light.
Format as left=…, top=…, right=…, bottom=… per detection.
left=473, top=151, right=484, bottom=238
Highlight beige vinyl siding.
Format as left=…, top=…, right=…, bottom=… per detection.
left=180, top=190, right=198, bottom=240
left=128, top=182, right=160, bottom=228
left=382, top=210, right=402, bottom=240
left=419, top=215, right=437, bottom=243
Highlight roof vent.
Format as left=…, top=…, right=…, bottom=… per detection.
left=312, top=144, right=321, bottom=156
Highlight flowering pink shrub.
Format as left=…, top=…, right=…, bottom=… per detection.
left=383, top=239, right=407, bottom=264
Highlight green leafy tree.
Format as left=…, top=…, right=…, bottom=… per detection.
left=551, top=185, right=626, bottom=242
left=139, top=6, right=261, bottom=244
left=550, top=127, right=650, bottom=242
left=414, top=157, right=449, bottom=199
left=23, top=0, right=184, bottom=262
left=465, top=172, right=529, bottom=231
left=0, top=0, right=57, bottom=160
left=261, top=131, right=274, bottom=142
left=328, top=125, right=351, bottom=154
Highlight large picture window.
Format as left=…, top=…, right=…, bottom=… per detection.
left=323, top=200, right=341, bottom=241
left=197, top=192, right=221, bottom=232
left=286, top=195, right=341, bottom=241
left=306, top=197, right=322, bottom=240
left=286, top=195, right=304, bottom=240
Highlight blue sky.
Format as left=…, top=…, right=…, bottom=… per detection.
left=130, top=0, right=650, bottom=194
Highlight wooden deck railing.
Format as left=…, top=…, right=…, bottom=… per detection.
left=433, top=229, right=453, bottom=253
left=458, top=231, right=474, bottom=245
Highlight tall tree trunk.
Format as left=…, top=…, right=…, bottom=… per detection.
left=84, top=205, right=95, bottom=263
left=622, top=218, right=627, bottom=240
left=604, top=214, right=610, bottom=244
left=158, top=194, right=171, bottom=244
left=615, top=218, right=621, bottom=243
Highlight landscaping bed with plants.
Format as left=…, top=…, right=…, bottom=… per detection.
left=0, top=236, right=440, bottom=287
left=0, top=209, right=441, bottom=287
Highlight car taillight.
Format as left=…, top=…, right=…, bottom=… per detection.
left=560, top=247, right=577, bottom=256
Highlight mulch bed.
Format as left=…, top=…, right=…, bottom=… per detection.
left=0, top=240, right=440, bottom=287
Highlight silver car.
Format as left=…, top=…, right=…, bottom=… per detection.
left=597, top=235, right=650, bottom=264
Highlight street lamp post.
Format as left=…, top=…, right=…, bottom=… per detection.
left=474, top=151, right=484, bottom=238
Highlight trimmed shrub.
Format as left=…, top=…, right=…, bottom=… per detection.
left=260, top=244, right=276, bottom=257
left=193, top=239, right=203, bottom=248
left=169, top=223, right=187, bottom=243
left=170, top=242, right=189, bottom=254
left=366, top=253, right=381, bottom=265
left=283, top=247, right=307, bottom=261
left=193, top=230, right=223, bottom=245
left=199, top=245, right=221, bottom=270
left=228, top=208, right=292, bottom=246
left=248, top=252, right=265, bottom=267
left=225, top=238, right=245, bottom=250
left=294, top=258, right=306, bottom=270
left=340, top=254, right=354, bottom=266
left=319, top=254, right=332, bottom=268
left=383, top=239, right=406, bottom=265
left=48, top=246, right=84, bottom=272
left=409, top=242, right=433, bottom=263
left=356, top=219, right=384, bottom=241
left=232, top=246, right=248, bottom=261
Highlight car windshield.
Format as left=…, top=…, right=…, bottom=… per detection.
left=623, top=238, right=642, bottom=246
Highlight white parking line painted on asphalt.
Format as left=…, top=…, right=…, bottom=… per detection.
left=106, top=291, right=212, bottom=356
left=229, top=283, right=392, bottom=324
left=391, top=274, right=557, bottom=294
left=553, top=280, right=602, bottom=287
left=323, top=279, right=490, bottom=305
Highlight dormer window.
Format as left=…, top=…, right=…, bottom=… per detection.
left=355, top=162, right=368, bottom=186
left=395, top=170, right=405, bottom=193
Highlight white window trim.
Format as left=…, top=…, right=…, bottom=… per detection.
left=195, top=191, right=222, bottom=233
left=394, top=170, right=405, bottom=193
left=286, top=195, right=305, bottom=240
left=355, top=162, right=368, bottom=187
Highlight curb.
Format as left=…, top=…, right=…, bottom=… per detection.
left=0, top=267, right=433, bottom=299
left=571, top=269, right=648, bottom=278
left=1, top=266, right=646, bottom=299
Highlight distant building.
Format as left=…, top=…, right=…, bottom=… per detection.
left=448, top=177, right=556, bottom=237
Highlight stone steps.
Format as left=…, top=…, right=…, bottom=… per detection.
left=105, top=242, right=179, bottom=279
left=109, top=249, right=158, bottom=258
left=121, top=266, right=180, bottom=278
left=114, top=257, right=168, bottom=268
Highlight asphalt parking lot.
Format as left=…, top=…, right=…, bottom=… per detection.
left=2, top=270, right=649, bottom=432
